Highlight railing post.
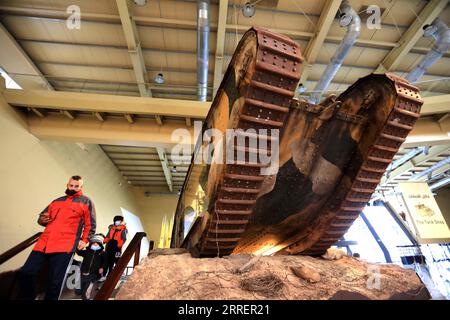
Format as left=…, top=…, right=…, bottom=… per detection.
left=133, top=241, right=141, bottom=268
left=94, top=232, right=146, bottom=300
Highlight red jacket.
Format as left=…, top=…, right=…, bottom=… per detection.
left=34, top=191, right=96, bottom=253
left=104, top=224, right=127, bottom=251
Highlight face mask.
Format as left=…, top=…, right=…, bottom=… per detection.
left=65, top=188, right=77, bottom=196
left=114, top=221, right=121, bottom=226
left=91, top=244, right=101, bottom=251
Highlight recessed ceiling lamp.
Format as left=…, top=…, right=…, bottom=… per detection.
left=154, top=73, right=165, bottom=84
left=133, top=0, right=147, bottom=6
left=242, top=2, right=255, bottom=18
left=297, top=83, right=306, bottom=93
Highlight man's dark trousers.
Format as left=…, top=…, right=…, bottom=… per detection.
left=18, top=250, right=73, bottom=300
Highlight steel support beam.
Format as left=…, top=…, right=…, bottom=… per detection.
left=156, top=147, right=173, bottom=192
left=116, top=0, right=163, bottom=126
left=382, top=144, right=450, bottom=184
left=360, top=212, right=393, bottom=263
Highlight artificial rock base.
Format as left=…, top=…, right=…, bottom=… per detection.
left=116, top=249, right=430, bottom=300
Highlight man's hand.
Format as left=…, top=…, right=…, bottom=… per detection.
left=77, top=240, right=87, bottom=250
left=37, top=212, right=51, bottom=226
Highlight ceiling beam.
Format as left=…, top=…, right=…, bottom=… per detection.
left=61, top=110, right=75, bottom=120
left=124, top=113, right=134, bottom=123
left=420, top=94, right=450, bottom=115
left=403, top=116, right=450, bottom=148
left=3, top=88, right=210, bottom=118
left=3, top=5, right=450, bottom=57
left=27, top=107, right=45, bottom=118
left=94, top=112, right=105, bottom=121
left=381, top=144, right=450, bottom=184
left=0, top=5, right=213, bottom=30
left=374, top=0, right=448, bottom=73
left=0, top=22, right=52, bottom=90
left=298, top=0, right=342, bottom=87
left=26, top=115, right=195, bottom=148
left=213, top=0, right=228, bottom=97
left=116, top=0, right=163, bottom=125
left=156, top=147, right=173, bottom=192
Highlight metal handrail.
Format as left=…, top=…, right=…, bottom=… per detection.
left=94, top=232, right=146, bottom=300
left=0, top=232, right=42, bottom=265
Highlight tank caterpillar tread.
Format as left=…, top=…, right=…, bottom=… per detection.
left=233, top=73, right=423, bottom=256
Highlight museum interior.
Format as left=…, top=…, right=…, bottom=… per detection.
left=0, top=0, right=449, bottom=301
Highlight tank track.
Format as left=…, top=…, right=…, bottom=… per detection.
left=198, top=28, right=302, bottom=256
left=295, top=74, right=423, bottom=255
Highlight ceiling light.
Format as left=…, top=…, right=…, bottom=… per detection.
left=154, top=73, right=165, bottom=84
left=133, top=0, right=147, bottom=6
left=297, top=83, right=306, bottom=93
left=242, top=2, right=255, bottom=18
left=171, top=166, right=177, bottom=173
left=423, top=24, right=437, bottom=38
left=339, top=12, right=353, bottom=27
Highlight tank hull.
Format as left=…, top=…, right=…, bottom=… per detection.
left=171, top=28, right=423, bottom=257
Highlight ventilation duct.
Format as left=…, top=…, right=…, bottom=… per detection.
left=406, top=18, right=450, bottom=83
left=197, top=0, right=210, bottom=102
left=309, top=0, right=361, bottom=104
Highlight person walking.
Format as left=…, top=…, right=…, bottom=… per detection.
left=18, top=175, right=96, bottom=300
left=76, top=234, right=106, bottom=300
left=102, top=215, right=127, bottom=279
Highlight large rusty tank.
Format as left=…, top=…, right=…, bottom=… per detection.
left=170, top=27, right=423, bottom=257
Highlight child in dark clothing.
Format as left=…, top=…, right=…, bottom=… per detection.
left=76, top=234, right=106, bottom=300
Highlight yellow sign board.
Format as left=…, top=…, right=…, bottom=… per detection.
left=398, top=182, right=450, bottom=244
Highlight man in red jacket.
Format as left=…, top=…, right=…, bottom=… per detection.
left=18, top=175, right=96, bottom=300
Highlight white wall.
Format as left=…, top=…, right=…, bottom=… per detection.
left=120, top=207, right=149, bottom=271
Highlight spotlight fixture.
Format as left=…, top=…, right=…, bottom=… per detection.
left=423, top=24, right=437, bottom=38
left=242, top=2, right=255, bottom=18
left=297, top=83, right=306, bottom=93
left=154, top=73, right=165, bottom=84
left=133, top=0, right=147, bottom=6
left=171, top=166, right=177, bottom=173
left=339, top=12, right=353, bottom=27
